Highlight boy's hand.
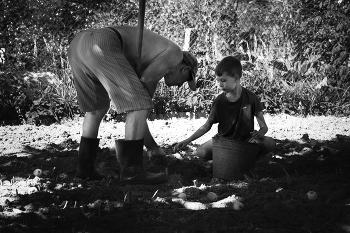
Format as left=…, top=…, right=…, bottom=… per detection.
left=247, top=131, right=263, bottom=144
left=250, top=130, right=263, bottom=139
left=174, top=140, right=190, bottom=152
left=148, top=147, right=168, bottom=166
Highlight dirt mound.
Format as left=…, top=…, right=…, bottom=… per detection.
left=0, top=114, right=349, bottom=232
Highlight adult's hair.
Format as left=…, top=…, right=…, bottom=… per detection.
left=215, top=56, right=242, bottom=79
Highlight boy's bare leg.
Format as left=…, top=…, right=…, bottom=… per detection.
left=257, top=136, right=275, bottom=157
left=82, top=108, right=109, bottom=138
left=196, top=139, right=213, bottom=160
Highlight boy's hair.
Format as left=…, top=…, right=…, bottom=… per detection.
left=215, top=56, right=242, bottom=79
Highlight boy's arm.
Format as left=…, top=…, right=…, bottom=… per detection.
left=186, top=120, right=213, bottom=142
left=174, top=119, right=214, bottom=151
left=251, top=111, right=268, bottom=138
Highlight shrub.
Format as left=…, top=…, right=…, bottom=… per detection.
left=23, top=72, right=81, bottom=125
left=1, top=0, right=350, bottom=125
left=0, top=72, right=29, bottom=122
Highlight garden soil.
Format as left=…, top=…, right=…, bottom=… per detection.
left=0, top=114, right=349, bottom=233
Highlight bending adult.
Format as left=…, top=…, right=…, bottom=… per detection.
left=68, top=26, right=198, bottom=184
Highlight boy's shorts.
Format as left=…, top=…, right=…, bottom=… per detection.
left=68, top=28, right=153, bottom=113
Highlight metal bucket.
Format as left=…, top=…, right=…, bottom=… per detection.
left=212, top=136, right=261, bottom=181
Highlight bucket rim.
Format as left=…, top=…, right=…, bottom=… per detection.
left=212, top=136, right=261, bottom=149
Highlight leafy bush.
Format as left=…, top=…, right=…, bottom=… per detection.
left=1, top=0, right=350, bottom=125
left=23, top=72, right=81, bottom=125
left=0, top=71, right=80, bottom=124
left=0, top=72, right=31, bottom=122
left=290, top=0, right=350, bottom=87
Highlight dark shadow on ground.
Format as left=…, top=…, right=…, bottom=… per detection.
left=0, top=135, right=349, bottom=233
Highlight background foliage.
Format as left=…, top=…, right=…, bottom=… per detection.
left=0, top=0, right=349, bottom=124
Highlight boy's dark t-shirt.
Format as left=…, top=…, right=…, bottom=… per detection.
left=208, top=87, right=264, bottom=140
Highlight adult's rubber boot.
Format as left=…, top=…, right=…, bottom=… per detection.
left=76, top=137, right=105, bottom=180
left=115, top=139, right=167, bottom=184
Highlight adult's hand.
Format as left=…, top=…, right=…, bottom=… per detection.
left=148, top=146, right=168, bottom=166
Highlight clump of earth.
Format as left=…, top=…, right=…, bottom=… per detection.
left=0, top=114, right=349, bottom=233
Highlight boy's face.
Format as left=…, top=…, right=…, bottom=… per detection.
left=216, top=72, right=239, bottom=93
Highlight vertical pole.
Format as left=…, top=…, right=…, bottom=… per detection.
left=183, top=28, right=193, bottom=51
left=137, top=0, right=146, bottom=74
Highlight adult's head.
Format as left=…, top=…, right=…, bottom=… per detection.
left=215, top=56, right=242, bottom=93
left=164, top=51, right=198, bottom=91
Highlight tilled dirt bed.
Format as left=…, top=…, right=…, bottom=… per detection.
left=0, top=114, right=349, bottom=233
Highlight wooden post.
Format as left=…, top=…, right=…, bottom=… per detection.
left=137, top=0, right=146, bottom=73
left=183, top=28, right=193, bottom=51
